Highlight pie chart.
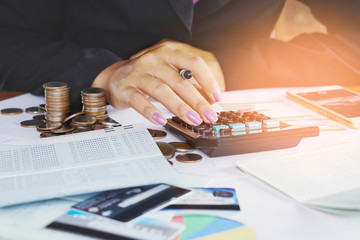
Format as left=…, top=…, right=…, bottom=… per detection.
left=172, top=214, right=257, bottom=240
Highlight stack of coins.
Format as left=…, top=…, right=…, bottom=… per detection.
left=81, top=88, right=108, bottom=120
left=43, top=82, right=70, bottom=123
left=2, top=82, right=122, bottom=137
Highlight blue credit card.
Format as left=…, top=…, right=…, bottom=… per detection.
left=71, top=183, right=190, bottom=222
left=162, top=187, right=240, bottom=211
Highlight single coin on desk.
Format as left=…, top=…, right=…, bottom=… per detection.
left=156, top=142, right=176, bottom=159
left=169, top=142, right=194, bottom=152
left=148, top=128, right=167, bottom=139
left=176, top=153, right=202, bottom=163
left=1, top=107, right=24, bottom=115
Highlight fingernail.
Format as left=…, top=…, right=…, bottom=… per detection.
left=186, top=110, right=203, bottom=125
left=152, top=112, right=167, bottom=126
left=213, top=88, right=222, bottom=102
left=204, top=108, right=218, bottom=124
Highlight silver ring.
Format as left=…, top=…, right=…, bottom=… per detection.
left=180, top=69, right=193, bottom=80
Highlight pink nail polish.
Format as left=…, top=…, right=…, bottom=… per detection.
left=186, top=110, right=203, bottom=125
left=152, top=112, right=167, bottom=126
left=204, top=108, right=218, bottom=124
left=213, top=88, right=222, bottom=102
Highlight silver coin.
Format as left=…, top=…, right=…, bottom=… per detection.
left=95, top=113, right=109, bottom=120
left=99, top=118, right=121, bottom=127
left=51, top=124, right=75, bottom=133
left=43, top=82, right=68, bottom=89
left=1, top=108, right=23, bottom=115
left=169, top=142, right=194, bottom=152
left=72, top=126, right=92, bottom=133
left=71, top=115, right=96, bottom=126
left=25, top=106, right=45, bottom=114
left=175, top=153, right=202, bottom=163
left=37, top=121, right=62, bottom=131
left=62, top=111, right=85, bottom=124
left=156, top=142, right=176, bottom=159
left=81, top=87, right=105, bottom=95
left=40, top=132, right=58, bottom=138
left=148, top=128, right=167, bottom=140
left=20, top=119, right=42, bottom=128
left=38, top=104, right=46, bottom=110
left=33, top=114, right=46, bottom=121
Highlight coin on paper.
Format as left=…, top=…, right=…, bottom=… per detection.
left=71, top=115, right=97, bottom=127
left=37, top=122, right=62, bottom=131
left=51, top=125, right=75, bottom=134
left=176, top=153, right=202, bottom=163
left=91, top=123, right=109, bottom=130
left=148, top=128, right=167, bottom=140
left=156, top=142, right=176, bottom=159
left=62, top=111, right=85, bottom=124
left=25, top=106, right=45, bottom=114
left=99, top=118, right=121, bottom=127
left=169, top=142, right=194, bottom=152
left=33, top=114, right=46, bottom=121
left=20, top=119, right=42, bottom=128
left=40, top=132, right=58, bottom=138
left=1, top=108, right=23, bottom=115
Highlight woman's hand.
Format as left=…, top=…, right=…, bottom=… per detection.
left=91, top=40, right=224, bottom=126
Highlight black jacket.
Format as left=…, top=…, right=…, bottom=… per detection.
left=0, top=0, right=359, bottom=107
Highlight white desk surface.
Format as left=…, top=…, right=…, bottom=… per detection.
left=1, top=88, right=360, bottom=240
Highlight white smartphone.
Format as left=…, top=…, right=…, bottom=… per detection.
left=287, top=85, right=360, bottom=129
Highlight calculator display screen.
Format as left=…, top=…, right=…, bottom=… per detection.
left=297, top=89, right=360, bottom=118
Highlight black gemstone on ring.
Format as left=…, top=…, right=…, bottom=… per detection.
left=180, top=69, right=193, bottom=79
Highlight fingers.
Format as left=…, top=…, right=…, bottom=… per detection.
left=148, top=66, right=218, bottom=124
left=121, top=87, right=168, bottom=126
left=101, top=40, right=224, bottom=126
left=111, top=70, right=216, bottom=126
left=155, top=43, right=222, bottom=103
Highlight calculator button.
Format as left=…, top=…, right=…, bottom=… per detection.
left=245, top=121, right=262, bottom=129
left=229, top=123, right=245, bottom=130
left=212, top=125, right=229, bottom=131
left=263, top=119, right=280, bottom=128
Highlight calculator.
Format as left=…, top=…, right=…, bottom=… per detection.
left=165, top=111, right=319, bottom=157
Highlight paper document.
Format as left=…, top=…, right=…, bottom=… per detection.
left=236, top=141, right=360, bottom=213
left=0, top=124, right=206, bottom=208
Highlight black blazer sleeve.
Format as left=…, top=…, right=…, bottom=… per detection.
left=299, top=0, right=360, bottom=75
left=0, top=0, right=120, bottom=107
left=219, top=0, right=360, bottom=90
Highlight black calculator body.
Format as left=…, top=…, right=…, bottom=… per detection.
left=165, top=111, right=319, bottom=157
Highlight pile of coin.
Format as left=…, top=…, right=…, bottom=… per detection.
left=1, top=82, right=122, bottom=137
left=81, top=88, right=108, bottom=120
left=43, top=82, right=70, bottom=123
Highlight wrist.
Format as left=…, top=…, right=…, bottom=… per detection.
left=91, top=60, right=128, bottom=90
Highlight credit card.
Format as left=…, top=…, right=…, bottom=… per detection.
left=162, top=187, right=240, bottom=211
left=72, top=183, right=190, bottom=222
